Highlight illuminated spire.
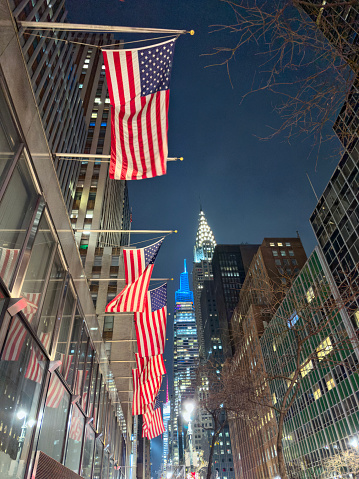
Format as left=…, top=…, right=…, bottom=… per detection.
left=194, top=209, right=216, bottom=263
left=175, top=260, right=194, bottom=303
left=166, top=377, right=169, bottom=403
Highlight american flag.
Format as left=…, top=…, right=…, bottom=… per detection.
left=135, top=353, right=166, bottom=384
left=102, top=38, right=176, bottom=180
left=105, top=264, right=153, bottom=313
left=134, top=283, right=167, bottom=357
left=1, top=316, right=27, bottom=362
left=24, top=332, right=49, bottom=383
left=0, top=247, right=19, bottom=285
left=123, top=238, right=163, bottom=284
left=132, top=369, right=162, bottom=415
left=143, top=396, right=165, bottom=440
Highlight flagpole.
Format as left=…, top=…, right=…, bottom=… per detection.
left=57, top=229, right=177, bottom=233
left=18, top=21, right=195, bottom=36
left=34, top=153, right=183, bottom=163
left=73, top=277, right=173, bottom=282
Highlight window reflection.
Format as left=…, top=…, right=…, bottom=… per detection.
left=0, top=316, right=46, bottom=479
left=82, top=425, right=95, bottom=479
left=65, top=405, right=84, bottom=473
left=0, top=155, right=38, bottom=288
left=0, top=86, right=21, bottom=185
left=55, top=287, right=75, bottom=379
left=65, top=313, right=82, bottom=389
left=93, top=438, right=103, bottom=479
left=20, top=213, right=56, bottom=325
left=37, top=251, right=65, bottom=351
left=36, top=373, right=69, bottom=462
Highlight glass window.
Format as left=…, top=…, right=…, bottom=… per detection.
left=93, top=437, right=103, bottom=479
left=65, top=405, right=84, bottom=473
left=82, top=344, right=93, bottom=412
left=317, top=337, right=333, bottom=361
left=0, top=316, right=47, bottom=479
left=65, top=312, right=82, bottom=389
left=75, top=328, right=88, bottom=397
left=102, top=451, right=109, bottom=479
left=36, top=373, right=70, bottom=462
left=0, top=86, right=21, bottom=185
left=306, top=286, right=315, bottom=303
left=280, top=250, right=286, bottom=256
left=272, top=250, right=278, bottom=257
left=37, top=250, right=65, bottom=351
left=82, top=425, right=95, bottom=479
left=88, top=360, right=98, bottom=420
left=55, top=287, right=76, bottom=379
left=20, top=213, right=56, bottom=326
left=0, top=155, right=38, bottom=287
left=301, top=360, right=313, bottom=377
left=289, top=250, right=295, bottom=256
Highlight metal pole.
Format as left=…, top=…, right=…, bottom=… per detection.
left=73, top=277, right=172, bottom=282
left=18, top=21, right=193, bottom=35
left=57, top=229, right=177, bottom=233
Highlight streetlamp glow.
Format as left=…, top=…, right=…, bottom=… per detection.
left=183, top=401, right=195, bottom=414
left=17, top=410, right=26, bottom=420
left=350, top=437, right=359, bottom=448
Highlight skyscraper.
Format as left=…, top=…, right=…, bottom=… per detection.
left=163, top=380, right=171, bottom=473
left=172, top=260, right=199, bottom=466
left=212, top=244, right=260, bottom=357
left=193, top=209, right=216, bottom=357
left=0, top=4, right=128, bottom=478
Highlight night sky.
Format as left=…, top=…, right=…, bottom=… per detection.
left=67, top=0, right=340, bottom=474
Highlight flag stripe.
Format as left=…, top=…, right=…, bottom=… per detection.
left=2, top=317, right=27, bottom=361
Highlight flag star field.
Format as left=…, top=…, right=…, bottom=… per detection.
left=140, top=41, right=175, bottom=96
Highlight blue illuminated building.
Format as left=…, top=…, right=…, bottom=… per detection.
left=171, top=260, right=199, bottom=467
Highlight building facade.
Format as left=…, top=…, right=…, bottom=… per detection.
left=212, top=244, right=260, bottom=357
left=0, top=7, right=129, bottom=479
left=261, top=248, right=359, bottom=478
left=229, top=237, right=307, bottom=479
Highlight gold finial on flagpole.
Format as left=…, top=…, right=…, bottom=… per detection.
left=190, top=30, right=195, bottom=35
left=174, top=230, right=178, bottom=233
left=179, top=157, right=184, bottom=161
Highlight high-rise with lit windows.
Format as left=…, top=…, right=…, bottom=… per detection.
left=172, top=260, right=199, bottom=466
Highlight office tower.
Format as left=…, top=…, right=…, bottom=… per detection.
left=212, top=244, right=260, bottom=357
left=260, top=248, right=359, bottom=478
left=193, top=209, right=216, bottom=357
left=173, top=260, right=199, bottom=467
left=0, top=5, right=128, bottom=478
left=9, top=0, right=88, bottom=212
left=300, top=2, right=359, bottom=72
left=229, top=237, right=307, bottom=479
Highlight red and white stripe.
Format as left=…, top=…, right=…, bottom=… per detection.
left=103, top=43, right=170, bottom=180
left=69, top=410, right=84, bottom=442
left=106, top=264, right=153, bottom=313
left=0, top=247, right=19, bottom=285
left=46, top=374, right=66, bottom=408
left=144, top=408, right=165, bottom=440
left=2, top=316, right=27, bottom=361
left=135, top=304, right=167, bottom=358
left=136, top=354, right=166, bottom=384
left=22, top=292, right=41, bottom=324
left=123, top=247, right=145, bottom=284
left=24, top=333, right=50, bottom=384
left=132, top=369, right=162, bottom=415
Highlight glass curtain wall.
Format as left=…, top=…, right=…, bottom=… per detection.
left=0, top=79, right=125, bottom=479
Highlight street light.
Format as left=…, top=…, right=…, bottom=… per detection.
left=182, top=401, right=196, bottom=471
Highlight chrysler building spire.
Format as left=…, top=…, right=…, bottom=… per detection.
left=194, top=209, right=216, bottom=263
